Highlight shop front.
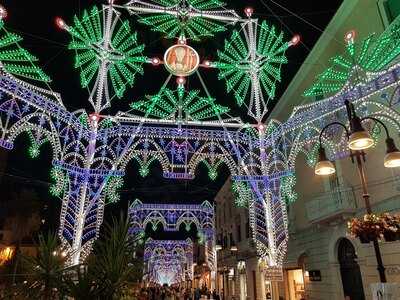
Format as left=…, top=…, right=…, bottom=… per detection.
left=194, top=264, right=211, bottom=290
left=286, top=269, right=306, bottom=300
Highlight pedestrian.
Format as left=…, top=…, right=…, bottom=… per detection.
left=194, top=288, right=201, bottom=300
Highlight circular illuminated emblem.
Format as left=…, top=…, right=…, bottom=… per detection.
left=164, top=44, right=200, bottom=77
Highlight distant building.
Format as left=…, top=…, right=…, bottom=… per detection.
left=215, top=178, right=278, bottom=300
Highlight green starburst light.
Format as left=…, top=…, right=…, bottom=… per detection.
left=67, top=6, right=147, bottom=102
left=215, top=21, right=290, bottom=108
left=130, top=86, right=230, bottom=121
left=0, top=20, right=50, bottom=82
left=135, top=0, right=228, bottom=41
left=304, top=17, right=400, bottom=98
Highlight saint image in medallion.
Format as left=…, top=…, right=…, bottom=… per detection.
left=164, top=44, right=200, bottom=77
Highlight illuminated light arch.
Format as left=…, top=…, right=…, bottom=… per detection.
left=118, top=138, right=171, bottom=175
left=144, top=238, right=194, bottom=285
left=129, top=200, right=216, bottom=285
left=188, top=141, right=238, bottom=179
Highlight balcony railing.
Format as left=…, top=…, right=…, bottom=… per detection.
left=306, top=187, right=358, bottom=223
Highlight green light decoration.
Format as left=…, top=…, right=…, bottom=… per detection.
left=304, top=18, right=400, bottom=98
left=201, top=160, right=223, bottom=181
left=232, top=181, right=251, bottom=208
left=28, top=143, right=40, bottom=159
left=78, top=112, right=89, bottom=128
left=305, top=143, right=319, bottom=168
left=67, top=6, right=147, bottom=105
left=50, top=167, right=68, bottom=197
left=104, top=176, right=124, bottom=203
left=280, top=174, right=297, bottom=205
left=134, top=0, right=227, bottom=41
left=98, top=117, right=117, bottom=129
left=215, top=21, right=290, bottom=107
left=27, top=131, right=46, bottom=159
left=134, top=231, right=146, bottom=246
left=130, top=86, right=230, bottom=121
left=134, top=156, right=157, bottom=178
left=197, top=231, right=205, bottom=245
left=0, top=19, right=50, bottom=82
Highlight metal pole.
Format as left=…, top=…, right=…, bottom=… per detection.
left=222, top=271, right=225, bottom=300
left=355, top=153, right=387, bottom=283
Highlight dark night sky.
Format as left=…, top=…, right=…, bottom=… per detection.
left=0, top=0, right=343, bottom=237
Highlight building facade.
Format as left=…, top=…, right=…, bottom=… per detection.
left=215, top=1, right=400, bottom=299
left=215, top=178, right=280, bottom=300
left=269, top=0, right=400, bottom=299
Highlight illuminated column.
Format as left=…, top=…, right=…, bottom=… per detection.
left=56, top=160, right=124, bottom=265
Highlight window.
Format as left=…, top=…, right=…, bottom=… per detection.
left=237, top=224, right=241, bottom=242
left=385, top=0, right=400, bottom=23
left=223, top=203, right=226, bottom=223
left=229, top=232, right=234, bottom=246
left=329, top=167, right=340, bottom=191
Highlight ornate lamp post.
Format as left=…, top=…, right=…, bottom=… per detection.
left=315, top=99, right=400, bottom=283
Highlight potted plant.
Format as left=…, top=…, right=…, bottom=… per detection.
left=348, top=214, right=383, bottom=243
left=380, top=213, right=400, bottom=242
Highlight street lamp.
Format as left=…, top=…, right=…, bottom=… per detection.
left=315, top=99, right=400, bottom=283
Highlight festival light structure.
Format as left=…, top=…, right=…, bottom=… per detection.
left=143, top=238, right=193, bottom=286
left=129, top=200, right=215, bottom=286
left=0, top=0, right=399, bottom=286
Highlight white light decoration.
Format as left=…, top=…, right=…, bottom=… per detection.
left=144, top=238, right=193, bottom=285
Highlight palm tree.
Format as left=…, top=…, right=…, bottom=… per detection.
left=90, top=214, right=142, bottom=299
left=59, top=265, right=98, bottom=300
left=20, top=232, right=65, bottom=299
left=4, top=215, right=142, bottom=299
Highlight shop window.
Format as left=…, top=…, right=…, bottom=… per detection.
left=384, top=0, right=400, bottom=23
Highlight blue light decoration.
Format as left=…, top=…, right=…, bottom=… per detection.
left=1, top=0, right=399, bottom=289
left=143, top=238, right=193, bottom=286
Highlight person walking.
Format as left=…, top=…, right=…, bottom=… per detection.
left=194, top=288, right=201, bottom=300
left=212, top=290, right=220, bottom=300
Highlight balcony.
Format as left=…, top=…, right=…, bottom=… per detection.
left=306, top=187, right=358, bottom=224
